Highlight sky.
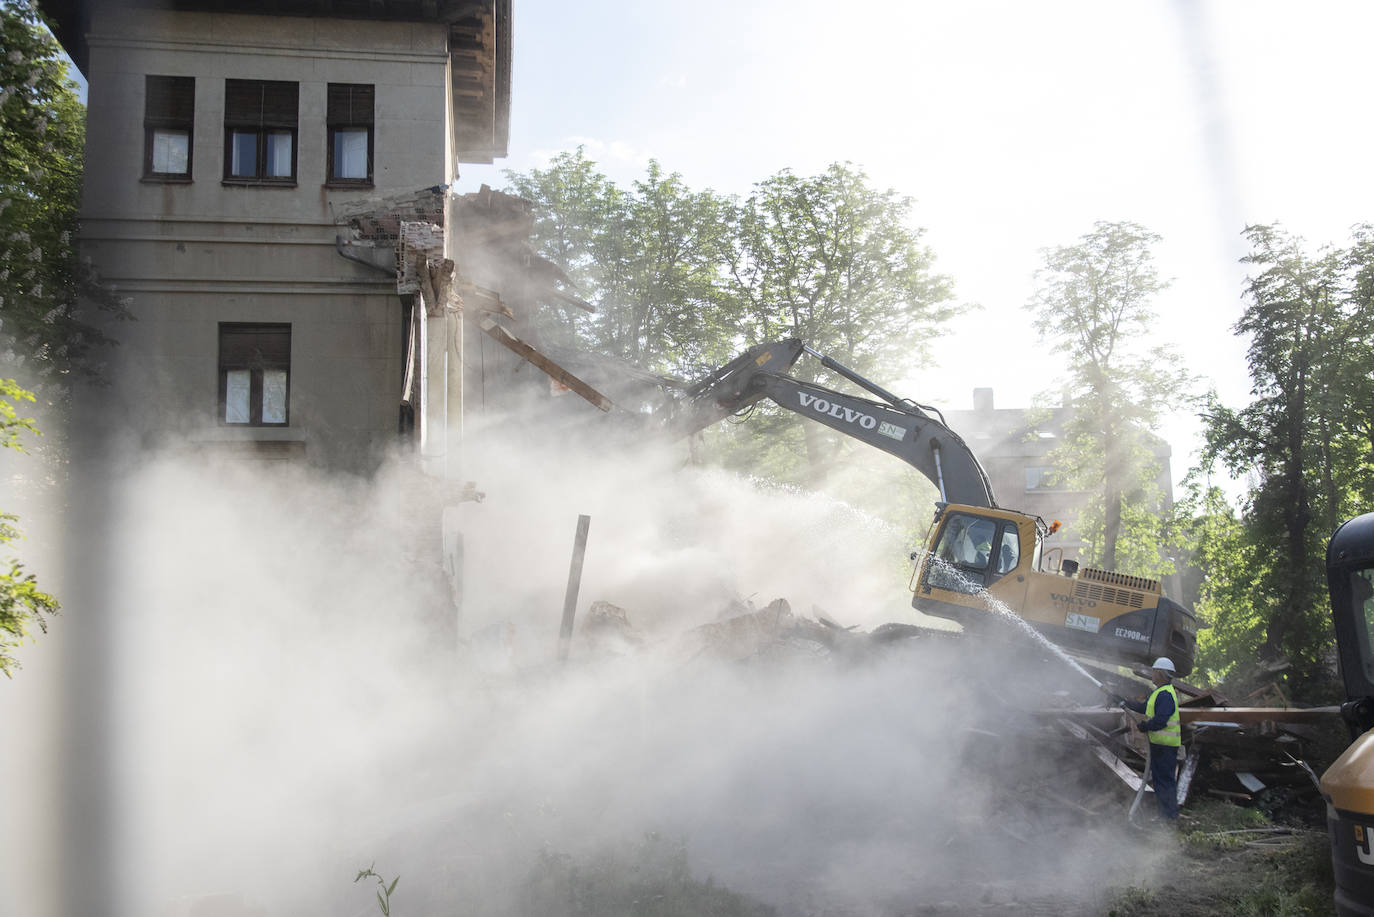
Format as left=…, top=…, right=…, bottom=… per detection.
left=459, top=0, right=1374, bottom=491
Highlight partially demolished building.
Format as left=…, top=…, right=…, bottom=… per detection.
left=42, top=0, right=591, bottom=474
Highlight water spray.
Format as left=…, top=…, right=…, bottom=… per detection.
left=922, top=556, right=1105, bottom=691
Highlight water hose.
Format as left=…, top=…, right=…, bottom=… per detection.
left=1127, top=735, right=1150, bottom=824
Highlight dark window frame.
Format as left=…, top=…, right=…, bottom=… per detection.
left=1025, top=465, right=1066, bottom=492
left=218, top=322, right=292, bottom=427
left=325, top=83, right=375, bottom=188
left=222, top=79, right=299, bottom=186
left=143, top=75, right=195, bottom=182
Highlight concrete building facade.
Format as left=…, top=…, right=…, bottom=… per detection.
left=47, top=0, right=511, bottom=472
left=37, top=6, right=513, bottom=915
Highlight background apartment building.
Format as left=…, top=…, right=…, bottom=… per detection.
left=944, top=386, right=1175, bottom=571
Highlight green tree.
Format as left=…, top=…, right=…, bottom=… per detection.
left=502, top=147, right=624, bottom=356
left=1171, top=480, right=1259, bottom=684
left=1197, top=224, right=1374, bottom=683
left=1339, top=223, right=1374, bottom=500
left=601, top=161, right=737, bottom=374
left=503, top=149, right=736, bottom=378
left=0, top=377, right=57, bottom=676
left=0, top=1, right=130, bottom=676
left=504, top=155, right=958, bottom=524
left=1026, top=221, right=1193, bottom=576
left=1, top=0, right=127, bottom=393
left=722, top=163, right=956, bottom=485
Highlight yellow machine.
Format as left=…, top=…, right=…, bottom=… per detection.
left=1321, top=511, right=1374, bottom=916
left=913, top=503, right=1197, bottom=675
left=675, top=338, right=1198, bottom=675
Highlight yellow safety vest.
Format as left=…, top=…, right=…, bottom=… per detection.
left=1144, top=683, right=1182, bottom=747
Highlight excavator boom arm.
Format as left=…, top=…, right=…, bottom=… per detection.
left=673, top=339, right=995, bottom=508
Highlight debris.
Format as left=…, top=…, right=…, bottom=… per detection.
left=498, top=581, right=1338, bottom=835
left=557, top=514, right=591, bottom=663
left=479, top=317, right=614, bottom=412
left=1056, top=718, right=1146, bottom=793
left=579, top=601, right=644, bottom=655
left=1177, top=746, right=1201, bottom=804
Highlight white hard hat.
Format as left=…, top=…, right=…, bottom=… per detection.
left=1151, top=657, right=1177, bottom=673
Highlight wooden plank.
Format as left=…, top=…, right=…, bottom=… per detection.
left=1177, top=745, right=1201, bottom=805
left=1046, top=705, right=1341, bottom=725
left=1057, top=718, right=1145, bottom=792
left=1179, top=706, right=1340, bottom=724
left=478, top=317, right=613, bottom=412
left=557, top=514, right=591, bottom=663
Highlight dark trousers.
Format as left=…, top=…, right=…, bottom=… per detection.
left=1149, top=743, right=1180, bottom=819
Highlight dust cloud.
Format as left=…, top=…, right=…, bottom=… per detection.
left=2, top=420, right=1166, bottom=917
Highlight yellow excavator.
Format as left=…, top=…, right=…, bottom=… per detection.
left=1322, top=511, right=1374, bottom=916
left=673, top=338, right=1198, bottom=675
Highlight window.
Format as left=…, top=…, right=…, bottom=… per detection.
left=927, top=514, right=1024, bottom=593
left=993, top=527, right=1020, bottom=576
left=928, top=513, right=999, bottom=594
left=223, top=80, right=298, bottom=183
left=218, top=323, right=291, bottom=426
left=1025, top=465, right=1064, bottom=492
left=1354, top=568, right=1374, bottom=681
left=327, top=83, right=374, bottom=185
left=144, top=75, right=194, bottom=179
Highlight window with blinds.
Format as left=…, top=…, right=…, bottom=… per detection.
left=327, top=83, right=375, bottom=185
left=218, top=323, right=291, bottom=426
left=144, top=75, right=195, bottom=179
left=223, top=79, right=298, bottom=183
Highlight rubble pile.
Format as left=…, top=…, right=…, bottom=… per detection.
left=560, top=597, right=1339, bottom=829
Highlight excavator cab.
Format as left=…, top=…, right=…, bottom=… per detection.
left=924, top=508, right=1026, bottom=595
left=1320, top=512, right=1374, bottom=917
left=913, top=503, right=1197, bottom=676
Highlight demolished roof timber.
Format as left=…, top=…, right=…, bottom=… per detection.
left=478, top=318, right=613, bottom=412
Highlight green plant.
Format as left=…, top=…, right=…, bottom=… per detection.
left=0, top=378, right=56, bottom=677
left=1106, top=883, right=1155, bottom=916
left=354, top=863, right=400, bottom=917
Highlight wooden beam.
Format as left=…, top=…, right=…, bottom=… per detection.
left=478, top=318, right=613, bottom=412
left=1057, top=718, right=1145, bottom=792
left=1177, top=745, right=1200, bottom=805
left=558, top=514, right=591, bottom=663
left=1180, top=706, right=1341, bottom=724
left=1044, top=705, right=1341, bottom=725
left=456, top=280, right=513, bottom=318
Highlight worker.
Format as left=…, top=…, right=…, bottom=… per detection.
left=1111, top=657, right=1182, bottom=822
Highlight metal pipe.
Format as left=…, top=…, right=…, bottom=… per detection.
left=801, top=345, right=907, bottom=408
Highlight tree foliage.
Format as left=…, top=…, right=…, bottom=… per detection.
left=0, top=376, right=57, bottom=676
left=0, top=0, right=120, bottom=676
left=1, top=0, right=127, bottom=393
left=503, top=149, right=737, bottom=378
left=720, top=163, right=955, bottom=485
left=1194, top=224, right=1374, bottom=687
left=724, top=163, right=955, bottom=377
left=504, top=154, right=958, bottom=501
left=1025, top=221, right=1194, bottom=576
